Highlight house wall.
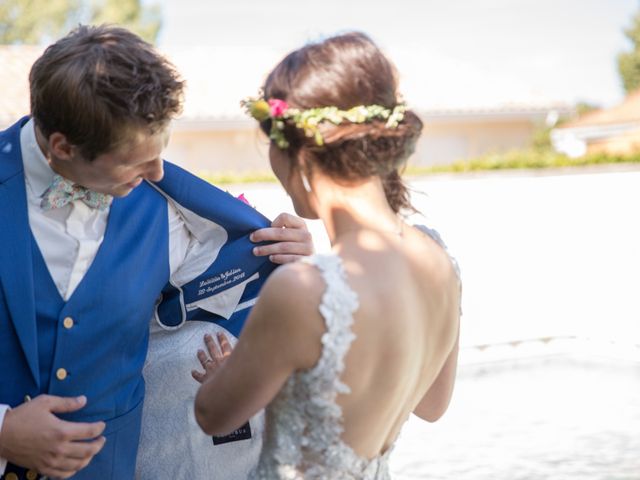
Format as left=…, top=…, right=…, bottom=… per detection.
left=586, top=127, right=640, bottom=155
left=414, top=118, right=536, bottom=166
left=166, top=117, right=540, bottom=173
left=165, top=128, right=270, bottom=173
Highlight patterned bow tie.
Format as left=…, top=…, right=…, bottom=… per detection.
left=41, top=175, right=113, bottom=211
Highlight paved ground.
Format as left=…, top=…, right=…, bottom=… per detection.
left=391, top=356, right=640, bottom=479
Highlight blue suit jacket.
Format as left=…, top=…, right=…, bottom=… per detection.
left=0, top=117, right=277, bottom=479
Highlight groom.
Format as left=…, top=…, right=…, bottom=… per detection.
left=0, top=25, right=311, bottom=479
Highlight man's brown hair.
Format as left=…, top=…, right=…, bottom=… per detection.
left=30, top=24, right=184, bottom=160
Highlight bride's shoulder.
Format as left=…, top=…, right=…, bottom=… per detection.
left=263, top=257, right=326, bottom=299
left=255, top=258, right=327, bottom=316
left=249, top=259, right=328, bottom=367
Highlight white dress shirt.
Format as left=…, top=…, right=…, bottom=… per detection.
left=0, top=119, right=193, bottom=473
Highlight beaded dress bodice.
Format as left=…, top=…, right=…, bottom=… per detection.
left=248, top=253, right=393, bottom=480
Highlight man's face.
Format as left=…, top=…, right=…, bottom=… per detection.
left=49, top=127, right=170, bottom=197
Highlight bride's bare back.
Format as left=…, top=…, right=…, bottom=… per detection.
left=278, top=225, right=460, bottom=460
left=334, top=226, right=460, bottom=458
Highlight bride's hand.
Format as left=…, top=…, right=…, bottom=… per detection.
left=191, top=332, right=232, bottom=384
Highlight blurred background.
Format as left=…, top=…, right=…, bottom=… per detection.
left=3, top=0, right=640, bottom=175
left=1, top=1, right=639, bottom=478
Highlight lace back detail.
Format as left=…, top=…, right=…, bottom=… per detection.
left=299, top=254, right=359, bottom=451
left=250, top=254, right=393, bottom=479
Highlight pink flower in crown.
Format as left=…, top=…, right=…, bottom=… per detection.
left=268, top=99, right=289, bottom=117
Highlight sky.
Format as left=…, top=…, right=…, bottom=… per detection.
left=151, top=0, right=640, bottom=110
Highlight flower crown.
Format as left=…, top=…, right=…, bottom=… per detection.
left=241, top=96, right=407, bottom=149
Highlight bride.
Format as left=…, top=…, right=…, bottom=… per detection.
left=193, top=32, right=461, bottom=479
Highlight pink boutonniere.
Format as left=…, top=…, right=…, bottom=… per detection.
left=236, top=193, right=251, bottom=206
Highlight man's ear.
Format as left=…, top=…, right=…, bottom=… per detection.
left=47, top=132, right=76, bottom=162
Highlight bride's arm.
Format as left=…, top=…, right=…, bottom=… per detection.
left=193, top=263, right=324, bottom=436
left=413, top=329, right=459, bottom=422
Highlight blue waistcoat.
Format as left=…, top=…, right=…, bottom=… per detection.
left=0, top=117, right=276, bottom=479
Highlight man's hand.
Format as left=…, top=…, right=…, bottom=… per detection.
left=0, top=395, right=106, bottom=479
left=250, top=213, right=314, bottom=264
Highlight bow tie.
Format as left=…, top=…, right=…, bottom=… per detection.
left=41, top=175, right=113, bottom=211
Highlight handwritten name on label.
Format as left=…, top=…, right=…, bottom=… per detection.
left=197, top=269, right=246, bottom=296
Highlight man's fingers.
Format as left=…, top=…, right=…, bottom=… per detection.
left=63, top=419, right=106, bottom=441
left=46, top=395, right=87, bottom=414
left=251, top=226, right=311, bottom=244
left=42, top=467, right=78, bottom=479
left=44, top=453, right=96, bottom=479
left=61, top=436, right=106, bottom=460
left=250, top=212, right=314, bottom=259
left=41, top=437, right=105, bottom=478
left=271, top=212, right=306, bottom=229
left=253, top=241, right=312, bottom=258
left=267, top=254, right=306, bottom=265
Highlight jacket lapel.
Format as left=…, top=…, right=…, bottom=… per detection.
left=0, top=117, right=40, bottom=388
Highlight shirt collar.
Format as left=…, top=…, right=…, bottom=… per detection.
left=20, top=118, right=57, bottom=198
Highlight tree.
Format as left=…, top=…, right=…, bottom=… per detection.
left=0, top=0, right=161, bottom=45
left=89, top=0, right=161, bottom=44
left=618, top=9, right=640, bottom=94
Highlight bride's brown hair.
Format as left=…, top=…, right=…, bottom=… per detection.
left=260, top=32, right=423, bottom=213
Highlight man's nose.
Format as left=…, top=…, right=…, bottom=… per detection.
left=145, top=159, right=164, bottom=182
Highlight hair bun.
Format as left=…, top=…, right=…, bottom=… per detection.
left=261, top=32, right=424, bottom=213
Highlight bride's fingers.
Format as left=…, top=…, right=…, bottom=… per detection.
left=197, top=349, right=212, bottom=369
left=191, top=369, right=205, bottom=383
left=217, top=332, right=232, bottom=357
left=205, top=333, right=222, bottom=360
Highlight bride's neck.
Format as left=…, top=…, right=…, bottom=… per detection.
left=312, top=176, right=402, bottom=245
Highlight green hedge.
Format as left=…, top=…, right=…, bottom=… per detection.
left=197, top=170, right=278, bottom=186
left=197, top=150, right=640, bottom=185
left=406, top=150, right=640, bottom=175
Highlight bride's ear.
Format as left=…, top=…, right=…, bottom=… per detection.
left=291, top=150, right=319, bottom=219
left=297, top=150, right=314, bottom=184
left=300, top=171, right=312, bottom=193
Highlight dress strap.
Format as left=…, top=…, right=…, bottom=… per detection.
left=299, top=253, right=359, bottom=425
left=300, top=254, right=359, bottom=369
left=414, top=224, right=463, bottom=315
left=414, top=224, right=461, bottom=280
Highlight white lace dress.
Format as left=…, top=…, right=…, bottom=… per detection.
left=248, top=226, right=460, bottom=479
left=249, top=253, right=392, bottom=480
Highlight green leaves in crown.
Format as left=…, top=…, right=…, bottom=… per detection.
left=241, top=96, right=407, bottom=149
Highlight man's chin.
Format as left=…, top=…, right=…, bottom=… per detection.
left=111, top=181, right=144, bottom=197
left=109, top=186, right=136, bottom=198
